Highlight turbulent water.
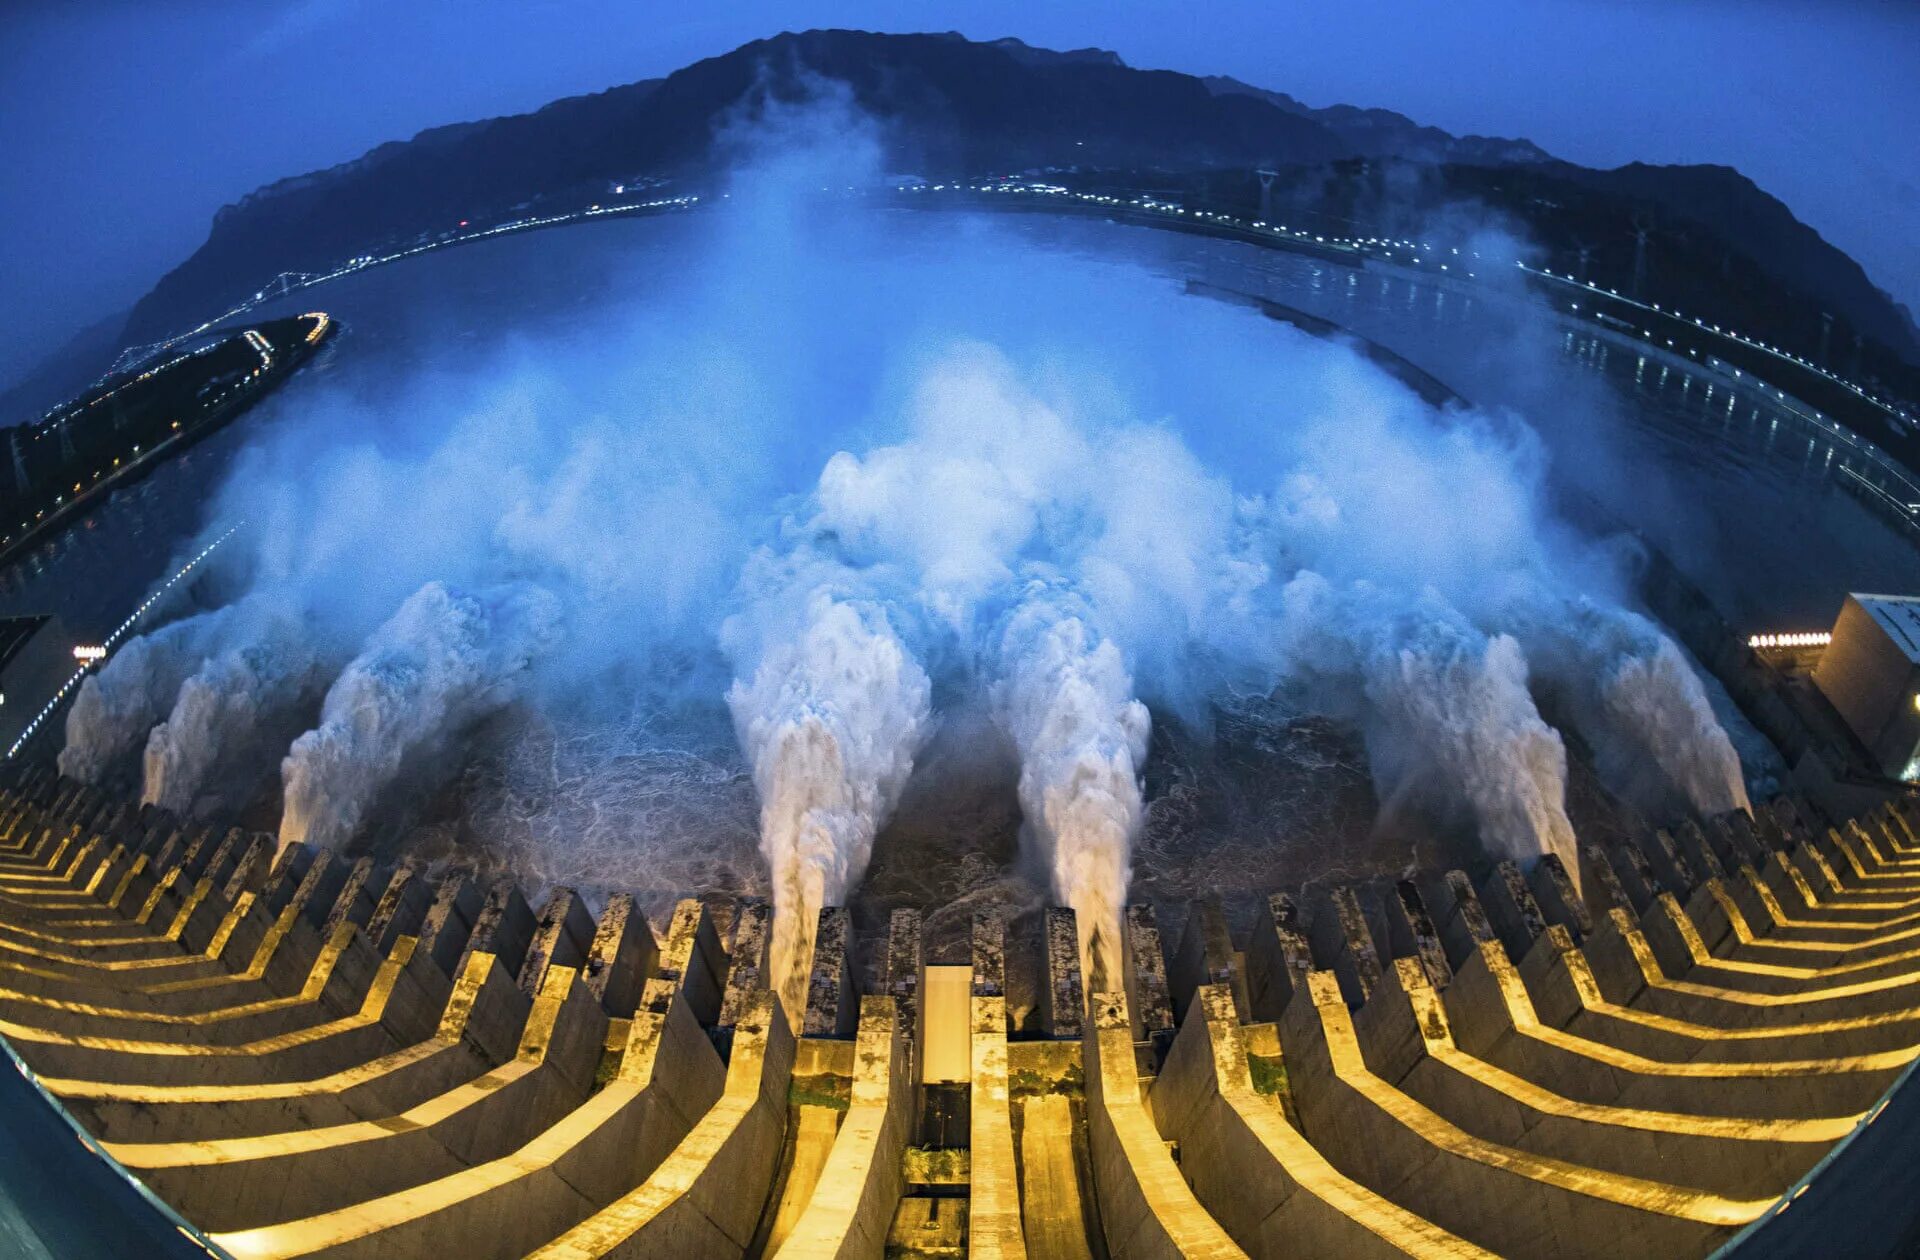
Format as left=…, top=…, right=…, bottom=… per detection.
left=35, top=105, right=1900, bottom=1013
left=142, top=593, right=323, bottom=817
left=1507, top=593, right=1750, bottom=823
left=992, top=594, right=1150, bottom=990
left=58, top=608, right=238, bottom=788
left=727, top=588, right=931, bottom=1017
left=278, top=581, right=561, bottom=854
left=1273, top=575, right=1582, bottom=881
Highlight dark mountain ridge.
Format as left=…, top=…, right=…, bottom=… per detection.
left=123, top=30, right=1349, bottom=343
left=1201, top=74, right=1556, bottom=167
left=115, top=28, right=1918, bottom=390
left=1548, top=160, right=1916, bottom=358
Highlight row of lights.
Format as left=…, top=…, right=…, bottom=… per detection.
left=105, top=197, right=701, bottom=383
left=922, top=182, right=1915, bottom=503
left=908, top=181, right=1398, bottom=258
left=1747, top=631, right=1832, bottom=649
left=96, top=177, right=1907, bottom=450
left=1519, top=263, right=1911, bottom=426
left=4, top=525, right=241, bottom=761
left=963, top=183, right=1909, bottom=454
left=7, top=444, right=153, bottom=548
left=903, top=181, right=1904, bottom=424
left=27, top=341, right=218, bottom=443
left=1068, top=178, right=1902, bottom=419
left=1563, top=306, right=1920, bottom=512
left=1614, top=318, right=1920, bottom=514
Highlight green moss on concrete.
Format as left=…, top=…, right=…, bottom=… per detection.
left=789, top=1073, right=852, bottom=1111
left=902, top=1146, right=971, bottom=1185
left=1008, top=1058, right=1084, bottom=1099
left=1247, top=1052, right=1288, bottom=1097
left=591, top=1049, right=621, bottom=1093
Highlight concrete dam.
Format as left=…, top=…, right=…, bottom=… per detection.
left=7, top=178, right=1920, bottom=1260
left=1, top=760, right=1919, bottom=1257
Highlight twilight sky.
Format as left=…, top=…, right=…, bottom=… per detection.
left=2, top=0, right=1915, bottom=394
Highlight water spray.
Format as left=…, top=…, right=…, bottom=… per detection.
left=727, top=588, right=930, bottom=1021
left=278, top=580, right=561, bottom=854
left=991, top=590, right=1150, bottom=991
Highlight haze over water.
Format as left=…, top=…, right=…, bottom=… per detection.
left=18, top=175, right=1914, bottom=988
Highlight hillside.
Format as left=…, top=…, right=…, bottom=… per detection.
left=116, top=29, right=1918, bottom=390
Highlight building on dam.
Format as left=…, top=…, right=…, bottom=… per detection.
left=1812, top=593, right=1920, bottom=781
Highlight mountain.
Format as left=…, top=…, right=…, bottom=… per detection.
left=123, top=29, right=1350, bottom=342
left=1202, top=74, right=1555, bottom=166
left=984, top=35, right=1125, bottom=69
left=0, top=313, right=130, bottom=424
left=1546, top=161, right=1919, bottom=359
left=112, top=28, right=1917, bottom=386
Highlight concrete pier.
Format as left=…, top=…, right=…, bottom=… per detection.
left=1042, top=906, right=1085, bottom=1039
left=1121, top=903, right=1175, bottom=1057
left=6, top=774, right=1920, bottom=1259
left=804, top=907, right=855, bottom=1039
left=773, top=996, right=911, bottom=1259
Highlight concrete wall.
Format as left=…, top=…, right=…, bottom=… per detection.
left=1813, top=596, right=1920, bottom=773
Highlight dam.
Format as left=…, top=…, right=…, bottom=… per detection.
left=7, top=3, right=1920, bottom=1249
left=6, top=187, right=1920, bottom=1260
left=1, top=759, right=1919, bottom=1257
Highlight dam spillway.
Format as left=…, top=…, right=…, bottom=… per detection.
left=1, top=763, right=1918, bottom=1257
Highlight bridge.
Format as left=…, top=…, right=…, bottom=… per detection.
left=106, top=273, right=321, bottom=377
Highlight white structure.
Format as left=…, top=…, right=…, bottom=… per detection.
left=1812, top=593, right=1920, bottom=778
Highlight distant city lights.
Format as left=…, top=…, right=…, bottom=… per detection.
left=83, top=178, right=1911, bottom=444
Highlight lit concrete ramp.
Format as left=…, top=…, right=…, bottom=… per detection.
left=1016, top=1094, right=1091, bottom=1260
left=55, top=961, right=521, bottom=1146
left=106, top=961, right=606, bottom=1231
left=774, top=996, right=912, bottom=1258
left=1279, top=967, right=1770, bottom=1257
left=1152, top=983, right=1486, bottom=1258
left=971, top=988, right=1027, bottom=1258
left=1083, top=989, right=1245, bottom=1258
left=764, top=1105, right=844, bottom=1254
left=208, top=901, right=728, bottom=1260
left=11, top=771, right=1920, bottom=1257
left=524, top=988, right=795, bottom=1257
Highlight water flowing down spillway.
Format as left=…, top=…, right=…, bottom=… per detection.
left=59, top=607, right=241, bottom=787
left=726, top=588, right=931, bottom=1019
left=1271, top=575, right=1582, bottom=882
left=1503, top=592, right=1750, bottom=823
left=34, top=120, right=1840, bottom=1011
left=141, top=592, right=324, bottom=817
left=277, top=581, right=561, bottom=854
left=991, top=596, right=1150, bottom=991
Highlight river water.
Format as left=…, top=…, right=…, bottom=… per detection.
left=5, top=205, right=1916, bottom=974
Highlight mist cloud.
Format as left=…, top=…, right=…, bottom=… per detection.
left=278, top=581, right=561, bottom=853
left=56, top=88, right=1763, bottom=996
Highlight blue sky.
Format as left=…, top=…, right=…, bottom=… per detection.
left=2, top=0, right=1915, bottom=390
